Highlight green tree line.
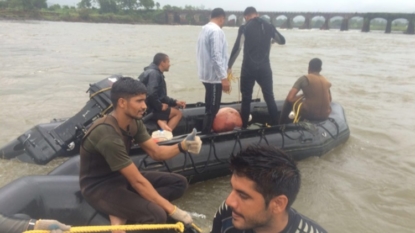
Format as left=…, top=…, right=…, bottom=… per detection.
left=0, top=0, right=208, bottom=23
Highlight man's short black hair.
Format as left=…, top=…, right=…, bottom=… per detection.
left=309, top=58, right=322, bottom=72
left=110, top=77, right=147, bottom=109
left=153, top=53, right=168, bottom=66
left=211, top=8, right=226, bottom=19
left=244, top=6, right=257, bottom=16
left=230, top=145, right=301, bottom=209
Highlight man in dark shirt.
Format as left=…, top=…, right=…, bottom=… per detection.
left=210, top=146, right=327, bottom=233
left=79, top=77, right=202, bottom=233
left=138, top=53, right=186, bottom=132
left=228, top=7, right=285, bottom=128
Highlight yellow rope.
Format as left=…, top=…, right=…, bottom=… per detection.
left=90, top=87, right=112, bottom=99
left=226, top=71, right=240, bottom=96
left=292, top=98, right=303, bottom=124
left=100, top=103, right=113, bottom=116
left=24, top=222, right=185, bottom=233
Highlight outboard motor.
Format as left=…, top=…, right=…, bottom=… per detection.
left=0, top=75, right=120, bottom=164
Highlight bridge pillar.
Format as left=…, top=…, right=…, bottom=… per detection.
left=280, top=17, right=292, bottom=29
left=321, top=18, right=329, bottom=30
left=271, top=15, right=277, bottom=27
left=237, top=15, right=244, bottom=26
left=385, top=18, right=392, bottom=33
left=300, top=16, right=311, bottom=29
left=340, top=18, right=349, bottom=31
left=406, top=17, right=415, bottom=34
left=362, top=17, right=370, bottom=32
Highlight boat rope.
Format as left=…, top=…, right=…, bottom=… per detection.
left=292, top=98, right=303, bottom=124
left=23, top=222, right=186, bottom=233
left=89, top=87, right=111, bottom=99
left=227, top=71, right=240, bottom=101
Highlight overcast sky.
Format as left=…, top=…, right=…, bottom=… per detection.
left=52, top=0, right=415, bottom=13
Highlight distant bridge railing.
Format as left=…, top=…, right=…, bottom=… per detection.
left=165, top=10, right=415, bottom=34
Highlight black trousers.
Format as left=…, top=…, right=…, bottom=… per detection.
left=202, top=82, right=222, bottom=133
left=240, top=63, right=278, bottom=127
left=83, top=172, right=188, bottom=224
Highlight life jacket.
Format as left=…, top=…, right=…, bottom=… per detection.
left=79, top=114, right=138, bottom=194
left=301, top=74, right=332, bottom=121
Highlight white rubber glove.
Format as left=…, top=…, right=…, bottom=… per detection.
left=34, top=219, right=71, bottom=232
left=180, top=128, right=202, bottom=154
left=169, top=206, right=193, bottom=225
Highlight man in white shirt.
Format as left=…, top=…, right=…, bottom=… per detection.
left=196, top=8, right=230, bottom=134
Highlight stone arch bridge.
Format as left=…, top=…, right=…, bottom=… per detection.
left=165, top=10, right=415, bottom=34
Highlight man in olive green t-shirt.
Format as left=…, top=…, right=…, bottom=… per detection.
left=279, top=58, right=332, bottom=124
left=79, top=77, right=202, bottom=233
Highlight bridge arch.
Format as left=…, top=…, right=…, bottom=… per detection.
left=310, top=15, right=326, bottom=29
left=275, top=15, right=288, bottom=28
left=348, top=16, right=364, bottom=29
left=391, top=18, right=409, bottom=32
left=293, top=15, right=305, bottom=28
left=260, top=15, right=271, bottom=24
left=227, top=14, right=237, bottom=26
left=370, top=17, right=387, bottom=31
left=328, top=16, right=344, bottom=29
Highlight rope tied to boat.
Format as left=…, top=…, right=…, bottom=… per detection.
left=23, top=222, right=200, bottom=233
left=292, top=98, right=303, bottom=124
left=88, top=87, right=113, bottom=116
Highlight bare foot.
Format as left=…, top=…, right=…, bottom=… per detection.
left=109, top=215, right=127, bottom=233
left=157, top=120, right=172, bottom=132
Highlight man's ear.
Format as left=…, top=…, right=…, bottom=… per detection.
left=117, top=98, right=127, bottom=109
left=268, top=195, right=288, bottom=214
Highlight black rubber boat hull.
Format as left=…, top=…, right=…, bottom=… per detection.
left=49, top=102, right=350, bottom=184
left=0, top=175, right=199, bottom=232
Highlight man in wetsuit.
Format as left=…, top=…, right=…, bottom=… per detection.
left=138, top=53, right=186, bottom=132
left=228, top=7, right=285, bottom=128
left=210, top=146, right=327, bottom=233
left=79, top=77, right=202, bottom=233
left=197, top=8, right=230, bottom=134
left=0, top=213, right=70, bottom=233
left=279, top=58, right=332, bottom=124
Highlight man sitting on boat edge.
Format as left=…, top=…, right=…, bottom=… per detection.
left=279, top=58, right=332, bottom=124
left=79, top=77, right=202, bottom=233
left=211, top=145, right=327, bottom=233
left=138, top=53, right=186, bottom=132
left=0, top=213, right=70, bottom=233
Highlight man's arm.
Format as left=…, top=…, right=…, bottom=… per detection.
left=119, top=163, right=175, bottom=213
left=140, top=138, right=181, bottom=161
left=228, top=26, right=244, bottom=69
left=146, top=72, right=163, bottom=111
left=286, top=88, right=300, bottom=103
left=271, top=26, right=285, bottom=45
left=210, top=30, right=227, bottom=81
left=286, top=76, right=308, bottom=103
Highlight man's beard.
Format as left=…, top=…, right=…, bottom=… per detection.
left=126, top=111, right=143, bottom=120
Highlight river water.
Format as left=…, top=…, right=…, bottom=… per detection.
left=0, top=20, right=414, bottom=232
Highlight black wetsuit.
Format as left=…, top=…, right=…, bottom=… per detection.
left=211, top=202, right=328, bottom=233
left=0, top=213, right=30, bottom=233
left=228, top=17, right=285, bottom=128
left=138, top=63, right=177, bottom=121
